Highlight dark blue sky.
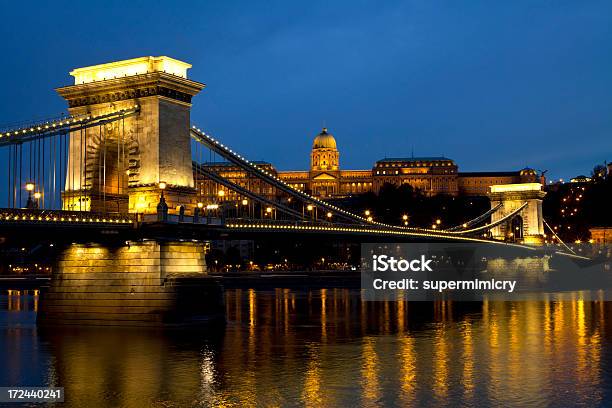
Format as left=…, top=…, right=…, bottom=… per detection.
left=0, top=0, right=610, bottom=180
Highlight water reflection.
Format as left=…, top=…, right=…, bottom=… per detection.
left=0, top=289, right=610, bottom=407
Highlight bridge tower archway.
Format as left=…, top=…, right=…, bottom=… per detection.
left=56, top=56, right=204, bottom=214
left=488, top=183, right=546, bottom=245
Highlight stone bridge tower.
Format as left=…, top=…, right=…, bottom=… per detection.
left=488, top=183, right=546, bottom=245
left=56, top=56, right=204, bottom=214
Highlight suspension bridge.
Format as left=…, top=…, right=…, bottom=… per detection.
left=0, top=107, right=535, bottom=244
left=0, top=56, right=556, bottom=325
left=0, top=93, right=536, bottom=244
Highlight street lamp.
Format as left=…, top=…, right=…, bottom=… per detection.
left=157, top=181, right=168, bottom=221
left=365, top=210, right=371, bottom=216
left=25, top=182, right=35, bottom=209
left=218, top=190, right=225, bottom=198
left=326, top=212, right=333, bottom=219
left=242, top=199, right=248, bottom=206
left=194, top=202, right=204, bottom=223
left=436, top=219, right=441, bottom=225
left=307, top=204, right=313, bottom=211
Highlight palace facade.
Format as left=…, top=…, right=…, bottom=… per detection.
left=196, top=127, right=542, bottom=202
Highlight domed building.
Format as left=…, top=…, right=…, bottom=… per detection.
left=278, top=128, right=372, bottom=198
left=309, top=128, right=341, bottom=196
left=311, top=128, right=339, bottom=171
left=196, top=126, right=544, bottom=203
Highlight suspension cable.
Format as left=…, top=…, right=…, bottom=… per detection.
left=543, top=218, right=576, bottom=255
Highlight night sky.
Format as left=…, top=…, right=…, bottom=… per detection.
left=0, top=1, right=610, bottom=180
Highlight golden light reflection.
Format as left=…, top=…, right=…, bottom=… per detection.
left=320, top=289, right=327, bottom=342
left=399, top=335, right=416, bottom=405
left=361, top=337, right=381, bottom=405
left=432, top=326, right=449, bottom=399
left=397, top=299, right=405, bottom=333
left=302, top=345, right=323, bottom=407
left=461, top=320, right=474, bottom=400
left=19, top=289, right=612, bottom=407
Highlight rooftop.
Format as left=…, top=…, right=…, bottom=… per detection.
left=69, top=56, right=192, bottom=85
left=459, top=171, right=518, bottom=177
left=377, top=157, right=452, bottom=163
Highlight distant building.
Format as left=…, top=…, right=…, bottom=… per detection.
left=590, top=227, right=612, bottom=244
left=372, top=157, right=459, bottom=196
left=570, top=175, right=592, bottom=183
left=197, top=127, right=542, bottom=201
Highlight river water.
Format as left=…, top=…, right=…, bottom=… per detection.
left=1, top=288, right=610, bottom=407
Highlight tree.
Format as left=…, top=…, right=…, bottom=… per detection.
left=592, top=164, right=607, bottom=181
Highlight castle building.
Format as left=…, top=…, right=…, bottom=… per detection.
left=276, top=128, right=539, bottom=197
left=196, top=127, right=541, bottom=203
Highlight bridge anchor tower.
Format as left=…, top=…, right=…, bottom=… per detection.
left=488, top=183, right=546, bottom=245
left=56, top=56, right=204, bottom=214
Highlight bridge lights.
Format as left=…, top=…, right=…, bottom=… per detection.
left=365, top=210, right=371, bottom=216
left=326, top=212, right=333, bottom=219
left=436, top=219, right=441, bottom=225
left=367, top=216, right=373, bottom=222
left=157, top=182, right=168, bottom=222
left=24, top=182, right=36, bottom=209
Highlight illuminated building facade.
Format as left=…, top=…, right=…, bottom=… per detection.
left=198, top=127, right=542, bottom=202
left=589, top=227, right=612, bottom=244
left=195, top=161, right=278, bottom=202
left=277, top=128, right=540, bottom=198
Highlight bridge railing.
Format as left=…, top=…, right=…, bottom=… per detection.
left=0, top=208, right=136, bottom=225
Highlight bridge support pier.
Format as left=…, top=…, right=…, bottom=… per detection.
left=38, top=240, right=224, bottom=326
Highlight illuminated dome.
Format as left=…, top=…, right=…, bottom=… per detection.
left=312, top=128, right=337, bottom=149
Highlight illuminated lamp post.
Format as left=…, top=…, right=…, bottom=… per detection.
left=194, top=202, right=203, bottom=223
left=157, top=182, right=168, bottom=222
left=242, top=198, right=248, bottom=218
left=33, top=192, right=42, bottom=209
left=25, top=182, right=35, bottom=209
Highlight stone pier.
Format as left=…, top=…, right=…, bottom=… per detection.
left=38, top=240, right=224, bottom=326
